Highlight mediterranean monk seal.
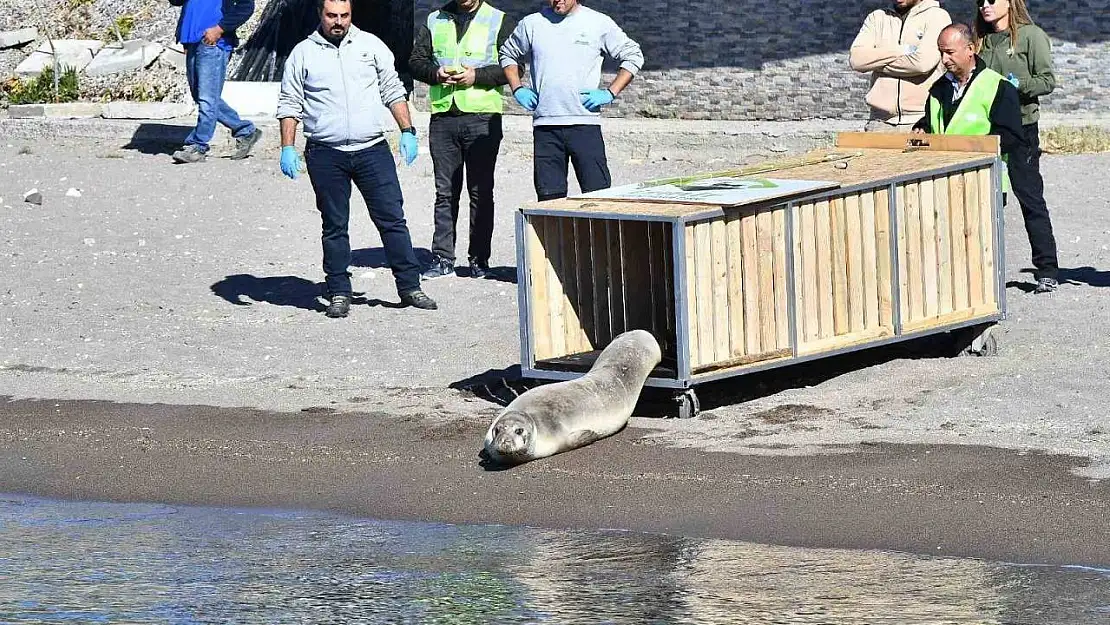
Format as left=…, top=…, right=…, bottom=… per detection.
left=483, top=329, right=662, bottom=466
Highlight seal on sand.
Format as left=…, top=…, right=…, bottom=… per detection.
left=483, top=329, right=662, bottom=466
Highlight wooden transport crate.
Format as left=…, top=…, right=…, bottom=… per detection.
left=514, top=133, right=1007, bottom=415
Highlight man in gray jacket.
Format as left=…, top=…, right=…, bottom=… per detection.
left=499, top=0, right=643, bottom=200
left=276, top=0, right=436, bottom=317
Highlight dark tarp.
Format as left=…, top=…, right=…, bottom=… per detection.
left=232, top=0, right=415, bottom=94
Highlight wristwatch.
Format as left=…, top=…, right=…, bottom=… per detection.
left=401, top=127, right=417, bottom=136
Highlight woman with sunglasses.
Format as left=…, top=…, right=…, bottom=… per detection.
left=975, top=0, right=1060, bottom=293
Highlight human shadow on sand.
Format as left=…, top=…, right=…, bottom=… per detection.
left=210, top=274, right=405, bottom=311
left=1007, top=266, right=1110, bottom=293
left=352, top=246, right=518, bottom=284
left=122, top=123, right=192, bottom=156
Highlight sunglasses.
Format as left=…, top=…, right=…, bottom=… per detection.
left=976, top=0, right=1000, bottom=6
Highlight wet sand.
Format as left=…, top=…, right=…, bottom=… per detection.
left=2, top=397, right=1106, bottom=567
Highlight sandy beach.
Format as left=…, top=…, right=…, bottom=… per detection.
left=1, top=118, right=1109, bottom=566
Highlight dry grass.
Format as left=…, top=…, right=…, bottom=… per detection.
left=1041, top=125, right=1110, bottom=155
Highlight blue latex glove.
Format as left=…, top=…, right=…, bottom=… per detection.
left=279, top=146, right=300, bottom=180
left=513, top=86, right=539, bottom=111
left=580, top=89, right=614, bottom=112
left=399, top=132, right=418, bottom=166
left=1006, top=72, right=1020, bottom=88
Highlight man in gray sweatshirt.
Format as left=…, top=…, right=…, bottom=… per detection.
left=276, top=0, right=436, bottom=317
left=499, top=0, right=643, bottom=200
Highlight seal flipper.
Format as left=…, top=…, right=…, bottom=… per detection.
left=567, top=429, right=602, bottom=449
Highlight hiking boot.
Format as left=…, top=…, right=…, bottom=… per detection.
left=421, top=256, right=454, bottom=280
left=172, top=145, right=207, bottom=164
left=469, top=256, right=490, bottom=279
left=230, top=128, right=263, bottom=160
left=400, top=289, right=438, bottom=310
left=1034, top=277, right=1058, bottom=294
left=325, top=294, right=351, bottom=318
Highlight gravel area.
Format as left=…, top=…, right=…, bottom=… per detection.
left=1, top=124, right=1109, bottom=479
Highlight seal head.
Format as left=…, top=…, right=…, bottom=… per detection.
left=486, top=411, right=537, bottom=465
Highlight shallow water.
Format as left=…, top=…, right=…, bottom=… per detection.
left=1, top=495, right=1108, bottom=624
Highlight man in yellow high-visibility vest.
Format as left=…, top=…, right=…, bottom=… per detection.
left=410, top=0, right=517, bottom=280
left=914, top=23, right=1059, bottom=294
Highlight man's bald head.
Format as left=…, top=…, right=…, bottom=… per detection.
left=938, top=23, right=977, bottom=80
left=939, top=23, right=975, bottom=46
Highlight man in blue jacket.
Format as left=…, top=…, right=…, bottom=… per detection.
left=169, top=0, right=263, bottom=163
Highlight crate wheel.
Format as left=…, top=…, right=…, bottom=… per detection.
left=675, top=389, right=701, bottom=419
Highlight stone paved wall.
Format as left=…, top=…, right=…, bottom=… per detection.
left=409, top=0, right=1110, bottom=120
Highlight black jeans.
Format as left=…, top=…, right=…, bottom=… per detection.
left=533, top=124, right=612, bottom=201
left=429, top=113, right=503, bottom=263
left=1008, top=122, right=1059, bottom=280
left=305, top=141, right=421, bottom=296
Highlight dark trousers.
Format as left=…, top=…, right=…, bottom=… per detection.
left=533, top=124, right=612, bottom=201
left=1008, top=122, right=1059, bottom=280
left=429, top=113, right=503, bottom=263
left=304, top=141, right=421, bottom=296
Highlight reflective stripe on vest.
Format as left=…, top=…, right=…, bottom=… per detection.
left=427, top=3, right=505, bottom=114
left=929, top=68, right=1010, bottom=192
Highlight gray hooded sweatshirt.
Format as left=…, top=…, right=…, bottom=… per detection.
left=277, top=25, right=406, bottom=151
left=499, top=5, right=644, bottom=127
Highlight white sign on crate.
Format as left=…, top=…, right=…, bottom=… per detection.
left=571, top=177, right=838, bottom=206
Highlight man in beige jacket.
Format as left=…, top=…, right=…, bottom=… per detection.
left=849, top=0, right=952, bottom=132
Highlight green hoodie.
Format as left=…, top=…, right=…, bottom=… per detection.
left=978, top=23, right=1055, bottom=125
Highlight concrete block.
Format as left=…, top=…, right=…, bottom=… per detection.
left=0, top=27, right=37, bottom=49
left=220, top=81, right=282, bottom=118
left=8, top=103, right=105, bottom=119
left=158, top=43, right=186, bottom=71
left=102, top=101, right=195, bottom=120
left=15, top=39, right=104, bottom=76
left=84, top=40, right=165, bottom=76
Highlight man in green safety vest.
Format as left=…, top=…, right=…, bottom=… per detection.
left=410, top=0, right=518, bottom=280
left=913, top=23, right=1024, bottom=146
left=914, top=23, right=1060, bottom=294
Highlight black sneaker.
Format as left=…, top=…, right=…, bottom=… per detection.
left=421, top=256, right=454, bottom=281
left=1034, top=277, right=1058, bottom=294
left=230, top=128, right=263, bottom=160
left=400, top=289, right=438, bottom=310
left=325, top=294, right=351, bottom=318
left=469, top=256, right=490, bottom=279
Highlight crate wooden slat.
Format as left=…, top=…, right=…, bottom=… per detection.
left=518, top=133, right=1005, bottom=391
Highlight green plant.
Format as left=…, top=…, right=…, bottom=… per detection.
left=94, top=79, right=173, bottom=103
left=3, top=66, right=80, bottom=105
left=1041, top=125, right=1110, bottom=155
left=105, top=14, right=135, bottom=41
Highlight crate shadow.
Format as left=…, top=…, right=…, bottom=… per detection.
left=453, top=329, right=981, bottom=417
left=690, top=331, right=978, bottom=414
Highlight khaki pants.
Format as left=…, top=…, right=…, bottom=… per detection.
left=864, top=119, right=916, bottom=133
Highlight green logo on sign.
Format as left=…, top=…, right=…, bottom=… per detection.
left=676, top=177, right=779, bottom=191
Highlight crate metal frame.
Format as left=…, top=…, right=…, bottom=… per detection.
left=516, top=143, right=1007, bottom=399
